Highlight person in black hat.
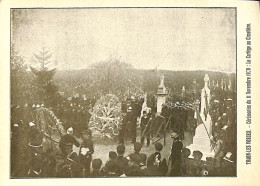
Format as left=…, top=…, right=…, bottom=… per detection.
left=140, top=111, right=151, bottom=146
left=167, top=131, right=183, bottom=176
left=124, top=106, right=134, bottom=141
left=128, top=106, right=138, bottom=143
left=220, top=152, right=236, bottom=176
left=116, top=144, right=129, bottom=175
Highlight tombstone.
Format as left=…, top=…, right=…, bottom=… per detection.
left=216, top=80, right=219, bottom=88
left=228, top=79, right=232, bottom=90
left=221, top=79, right=224, bottom=90
left=192, top=79, right=197, bottom=94
left=188, top=74, right=214, bottom=160
left=156, top=74, right=168, bottom=113
left=182, top=86, right=186, bottom=98
left=212, top=80, right=215, bottom=88
left=224, top=79, right=227, bottom=91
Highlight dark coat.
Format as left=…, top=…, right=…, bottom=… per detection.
left=116, top=156, right=129, bottom=175
left=59, top=134, right=80, bottom=150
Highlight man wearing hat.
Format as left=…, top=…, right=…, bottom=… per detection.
left=140, top=111, right=151, bottom=146
left=124, top=106, right=136, bottom=143
left=220, top=152, right=236, bottom=176
left=167, top=131, right=183, bottom=176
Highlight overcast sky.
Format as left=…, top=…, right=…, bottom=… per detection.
left=11, top=8, right=236, bottom=72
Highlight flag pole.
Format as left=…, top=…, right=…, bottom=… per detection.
left=194, top=108, right=216, bottom=152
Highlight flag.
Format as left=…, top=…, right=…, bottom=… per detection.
left=204, top=90, right=209, bottom=120
left=195, top=108, right=203, bottom=126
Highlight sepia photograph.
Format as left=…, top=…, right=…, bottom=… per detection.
left=10, top=8, right=236, bottom=178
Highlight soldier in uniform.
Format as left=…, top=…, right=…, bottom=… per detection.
left=124, top=106, right=135, bottom=142
left=27, top=128, right=45, bottom=177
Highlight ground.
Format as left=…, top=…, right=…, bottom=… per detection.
left=73, top=129, right=193, bottom=165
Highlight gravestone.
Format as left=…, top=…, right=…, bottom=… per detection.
left=188, top=74, right=215, bottom=160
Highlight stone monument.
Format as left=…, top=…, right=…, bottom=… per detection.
left=188, top=74, right=214, bottom=159
left=156, top=74, right=168, bottom=113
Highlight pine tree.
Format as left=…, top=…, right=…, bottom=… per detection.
left=30, top=45, right=59, bottom=107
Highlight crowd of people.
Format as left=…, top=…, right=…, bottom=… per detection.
left=13, top=122, right=235, bottom=177
left=11, top=89, right=236, bottom=177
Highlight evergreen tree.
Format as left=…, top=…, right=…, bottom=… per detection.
left=30, top=45, right=59, bottom=107
left=11, top=47, right=35, bottom=106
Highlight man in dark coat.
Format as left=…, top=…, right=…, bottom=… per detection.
left=146, top=142, right=167, bottom=176
left=59, top=127, right=80, bottom=154
left=102, top=160, right=120, bottom=177
left=128, top=142, right=147, bottom=166
left=27, top=128, right=45, bottom=177
left=167, top=132, right=183, bottom=176
left=79, top=129, right=94, bottom=176
left=130, top=107, right=138, bottom=143
left=89, top=159, right=103, bottom=177
left=124, top=106, right=136, bottom=143
left=116, top=144, right=129, bottom=175
left=140, top=111, right=151, bottom=146
left=119, top=112, right=127, bottom=144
